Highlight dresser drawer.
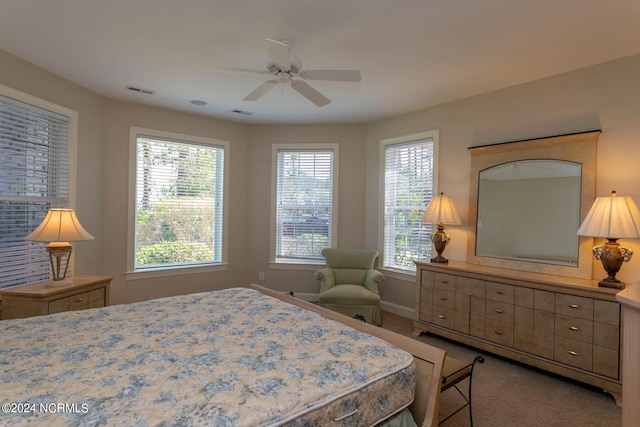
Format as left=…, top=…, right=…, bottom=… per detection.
left=485, top=282, right=514, bottom=303
left=555, top=314, right=593, bottom=343
left=485, top=318, right=513, bottom=346
left=593, top=322, right=619, bottom=350
left=433, top=273, right=456, bottom=290
left=433, top=289, right=455, bottom=309
left=555, top=294, right=593, bottom=320
left=486, top=300, right=514, bottom=323
left=554, top=336, right=592, bottom=371
left=593, top=346, right=619, bottom=379
left=432, top=306, right=455, bottom=329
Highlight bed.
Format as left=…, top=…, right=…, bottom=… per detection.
left=0, top=284, right=445, bottom=426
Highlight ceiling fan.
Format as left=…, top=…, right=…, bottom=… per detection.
left=228, top=39, right=361, bottom=107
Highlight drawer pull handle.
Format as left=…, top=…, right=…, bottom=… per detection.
left=438, top=315, right=447, bottom=319
left=569, top=304, right=579, bottom=309
left=496, top=290, right=504, bottom=295
left=495, top=309, right=504, bottom=314
left=75, top=298, right=84, bottom=303
left=567, top=351, right=578, bottom=356
left=494, top=330, right=504, bottom=335
left=334, top=408, right=358, bottom=421
left=568, top=326, right=579, bottom=331
left=440, top=297, right=448, bottom=301
left=441, top=280, right=449, bottom=284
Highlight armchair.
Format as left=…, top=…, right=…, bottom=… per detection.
left=314, top=248, right=384, bottom=325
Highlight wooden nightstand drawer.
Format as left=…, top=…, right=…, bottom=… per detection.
left=69, top=292, right=90, bottom=310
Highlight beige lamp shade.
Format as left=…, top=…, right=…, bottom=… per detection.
left=577, top=191, right=640, bottom=239
left=25, top=208, right=94, bottom=243
left=422, top=192, right=462, bottom=225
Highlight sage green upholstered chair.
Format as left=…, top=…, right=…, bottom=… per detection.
left=314, top=248, right=384, bottom=326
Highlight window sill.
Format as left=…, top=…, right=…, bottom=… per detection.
left=379, top=267, right=416, bottom=282
left=269, top=262, right=323, bottom=271
left=125, top=263, right=228, bottom=281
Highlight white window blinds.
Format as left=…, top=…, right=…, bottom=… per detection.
left=134, top=134, right=224, bottom=271
left=0, top=94, right=70, bottom=289
left=383, top=138, right=434, bottom=271
left=275, top=148, right=334, bottom=263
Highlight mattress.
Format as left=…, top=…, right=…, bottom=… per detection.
left=0, top=287, right=415, bottom=426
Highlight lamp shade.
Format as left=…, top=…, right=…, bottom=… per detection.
left=422, top=192, right=462, bottom=225
left=25, top=208, right=94, bottom=243
left=577, top=191, right=640, bottom=239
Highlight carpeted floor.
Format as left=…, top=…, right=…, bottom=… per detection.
left=380, top=311, right=621, bottom=427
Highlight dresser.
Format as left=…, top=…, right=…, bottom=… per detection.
left=414, top=261, right=622, bottom=404
left=0, top=275, right=111, bottom=320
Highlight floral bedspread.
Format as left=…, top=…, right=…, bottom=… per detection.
left=0, top=288, right=415, bottom=426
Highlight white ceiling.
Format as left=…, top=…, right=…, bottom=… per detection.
left=2, top=0, right=640, bottom=124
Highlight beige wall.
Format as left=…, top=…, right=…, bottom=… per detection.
left=0, top=50, right=105, bottom=277
left=4, top=48, right=640, bottom=312
left=102, top=101, right=249, bottom=304
left=245, top=124, right=367, bottom=294
left=367, top=54, right=640, bottom=308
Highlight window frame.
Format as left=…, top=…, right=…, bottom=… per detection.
left=126, top=127, right=229, bottom=280
left=0, top=84, right=78, bottom=289
left=379, top=130, right=439, bottom=277
left=270, top=143, right=339, bottom=268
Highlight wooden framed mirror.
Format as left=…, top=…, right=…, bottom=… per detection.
left=467, top=131, right=600, bottom=279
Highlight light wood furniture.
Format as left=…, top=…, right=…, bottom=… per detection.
left=414, top=260, right=622, bottom=404
left=252, top=284, right=446, bottom=427
left=616, top=285, right=640, bottom=426
left=0, top=275, right=111, bottom=320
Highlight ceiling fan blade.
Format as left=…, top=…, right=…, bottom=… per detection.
left=265, top=38, right=291, bottom=70
left=243, top=80, right=278, bottom=101
left=303, top=69, right=361, bottom=82
left=290, top=80, right=331, bottom=107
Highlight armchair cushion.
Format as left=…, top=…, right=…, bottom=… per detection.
left=318, top=284, right=381, bottom=305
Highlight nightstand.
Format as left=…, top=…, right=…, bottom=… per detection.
left=0, top=275, right=111, bottom=320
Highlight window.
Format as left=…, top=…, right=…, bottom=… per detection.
left=0, top=85, right=77, bottom=289
left=272, top=145, right=338, bottom=264
left=127, top=128, right=228, bottom=276
left=381, top=131, right=438, bottom=272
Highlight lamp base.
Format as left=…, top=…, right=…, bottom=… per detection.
left=592, top=239, right=633, bottom=290
left=430, top=223, right=451, bottom=264
left=45, top=278, right=73, bottom=287
left=597, top=277, right=624, bottom=290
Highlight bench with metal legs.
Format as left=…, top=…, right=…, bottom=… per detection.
left=439, top=355, right=484, bottom=426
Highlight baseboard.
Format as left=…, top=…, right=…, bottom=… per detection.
left=380, top=300, right=414, bottom=319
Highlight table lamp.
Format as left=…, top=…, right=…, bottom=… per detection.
left=422, top=192, right=461, bottom=263
left=25, top=208, right=94, bottom=284
left=577, top=191, right=640, bottom=289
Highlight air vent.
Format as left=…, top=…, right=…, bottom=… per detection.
left=126, top=85, right=155, bottom=95
left=232, top=109, right=253, bottom=116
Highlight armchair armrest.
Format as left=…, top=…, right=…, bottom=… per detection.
left=314, top=268, right=336, bottom=293
left=364, top=269, right=384, bottom=294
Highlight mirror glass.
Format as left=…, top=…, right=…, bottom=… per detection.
left=476, top=160, right=581, bottom=266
